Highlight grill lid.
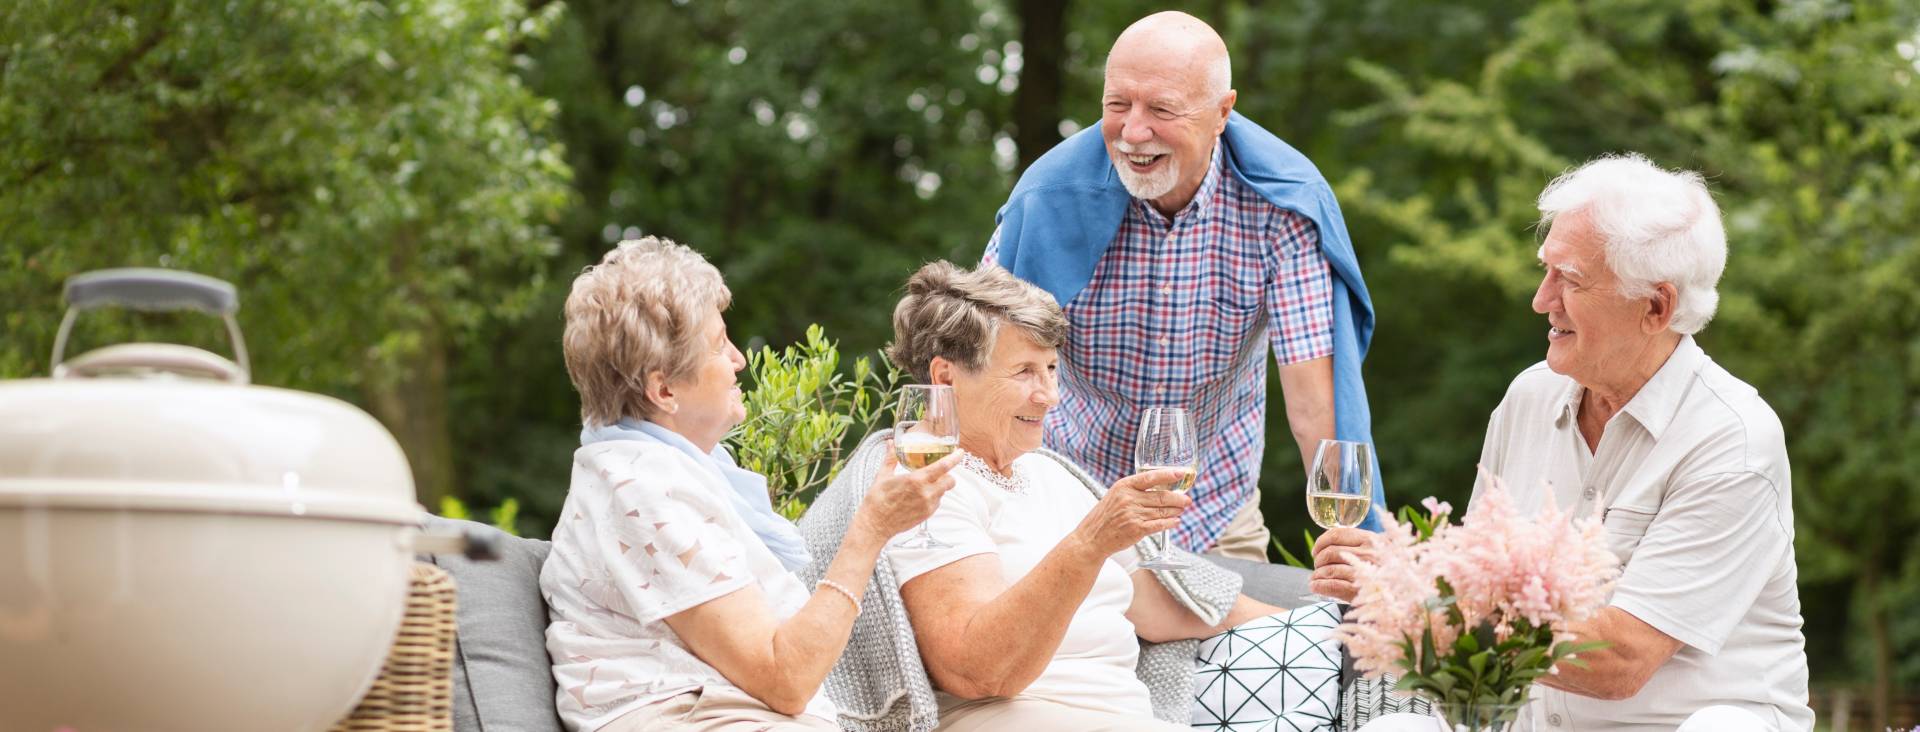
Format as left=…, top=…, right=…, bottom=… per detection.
left=0, top=269, right=417, bottom=523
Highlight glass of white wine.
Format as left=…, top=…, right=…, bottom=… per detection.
left=1302, top=438, right=1374, bottom=604
left=1134, top=407, right=1197, bottom=571
left=892, top=384, right=959, bottom=550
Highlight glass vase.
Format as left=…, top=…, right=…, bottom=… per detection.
left=1430, top=700, right=1530, bottom=732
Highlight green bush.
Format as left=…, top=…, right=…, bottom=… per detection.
left=438, top=495, right=523, bottom=537
left=728, top=324, right=901, bottom=520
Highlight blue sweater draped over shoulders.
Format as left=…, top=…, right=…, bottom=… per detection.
left=991, top=111, right=1387, bottom=530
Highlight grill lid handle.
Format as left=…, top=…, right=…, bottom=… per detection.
left=64, top=268, right=238, bottom=315
left=52, top=268, right=250, bottom=382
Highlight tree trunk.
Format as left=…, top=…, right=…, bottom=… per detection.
left=1863, top=566, right=1892, bottom=732
left=364, top=327, right=455, bottom=511
left=1012, top=0, right=1069, bottom=174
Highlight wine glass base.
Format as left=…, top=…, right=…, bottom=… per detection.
left=1138, top=557, right=1192, bottom=571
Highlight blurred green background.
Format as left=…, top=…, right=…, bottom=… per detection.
left=4, top=0, right=1917, bottom=726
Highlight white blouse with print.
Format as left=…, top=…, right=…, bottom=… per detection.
left=539, top=440, right=836, bottom=731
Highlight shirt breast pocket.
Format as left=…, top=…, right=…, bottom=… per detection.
left=1601, top=506, right=1657, bottom=565
left=1195, top=298, right=1263, bottom=382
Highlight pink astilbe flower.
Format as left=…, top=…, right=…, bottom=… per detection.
left=1333, top=511, right=1438, bottom=676
left=1335, top=466, right=1621, bottom=681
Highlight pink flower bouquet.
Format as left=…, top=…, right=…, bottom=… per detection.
left=1335, top=468, right=1621, bottom=730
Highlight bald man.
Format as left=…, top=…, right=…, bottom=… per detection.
left=986, top=11, right=1386, bottom=561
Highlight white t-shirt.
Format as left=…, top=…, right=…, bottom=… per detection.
left=540, top=440, right=836, bottom=731
left=885, top=452, right=1152, bottom=717
left=1475, top=337, right=1813, bottom=732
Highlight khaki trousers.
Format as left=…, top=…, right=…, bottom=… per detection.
left=935, top=696, right=1190, bottom=732
left=600, top=686, right=839, bottom=732
left=1206, top=490, right=1272, bottom=562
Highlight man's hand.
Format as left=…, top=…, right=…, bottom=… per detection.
left=1308, top=527, right=1375, bottom=602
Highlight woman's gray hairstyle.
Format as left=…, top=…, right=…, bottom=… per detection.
left=563, top=236, right=732, bottom=426
left=886, top=261, right=1068, bottom=382
left=1538, top=153, right=1727, bottom=334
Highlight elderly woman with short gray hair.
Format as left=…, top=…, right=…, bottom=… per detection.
left=871, top=261, right=1318, bottom=731
left=540, top=237, right=962, bottom=732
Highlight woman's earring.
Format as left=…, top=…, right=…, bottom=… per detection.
left=667, top=402, right=679, bottom=415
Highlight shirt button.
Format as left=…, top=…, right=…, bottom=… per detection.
left=1582, top=486, right=1596, bottom=500
left=1160, top=285, right=1172, bottom=295
left=1548, top=714, right=1563, bottom=726
left=1158, top=337, right=1170, bottom=346
left=1154, top=386, right=1166, bottom=395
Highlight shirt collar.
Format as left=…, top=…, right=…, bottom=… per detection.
left=1551, top=336, right=1707, bottom=441
left=1135, top=142, right=1224, bottom=225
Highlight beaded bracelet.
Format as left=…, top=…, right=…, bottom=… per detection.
left=816, top=578, right=863, bottom=614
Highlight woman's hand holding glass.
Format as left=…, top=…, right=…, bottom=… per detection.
left=1133, top=407, right=1197, bottom=570
left=1068, top=469, right=1192, bottom=560
left=891, top=384, right=961, bottom=549
left=853, top=447, right=963, bottom=542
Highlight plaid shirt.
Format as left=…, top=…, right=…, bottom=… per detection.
left=984, top=147, right=1335, bottom=550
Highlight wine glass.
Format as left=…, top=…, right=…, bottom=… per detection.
left=1301, top=438, right=1374, bottom=605
left=1134, top=407, right=1198, bottom=571
left=891, top=384, right=960, bottom=550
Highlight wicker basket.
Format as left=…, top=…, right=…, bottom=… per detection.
left=330, top=562, right=458, bottom=732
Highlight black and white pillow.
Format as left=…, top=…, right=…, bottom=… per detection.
left=1191, top=602, right=1344, bottom=732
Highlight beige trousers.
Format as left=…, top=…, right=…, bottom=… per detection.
left=600, top=686, right=839, bottom=732
left=935, top=696, right=1190, bottom=732
left=1207, top=490, right=1272, bottom=562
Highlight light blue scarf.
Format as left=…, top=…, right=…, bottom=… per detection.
left=580, top=418, right=813, bottom=572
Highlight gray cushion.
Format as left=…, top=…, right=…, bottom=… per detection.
left=1202, top=555, right=1312, bottom=607
left=422, top=516, right=565, bottom=732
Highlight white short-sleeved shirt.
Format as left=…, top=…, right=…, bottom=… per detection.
left=540, top=441, right=836, bottom=731
left=885, top=453, right=1152, bottom=717
left=1474, top=337, right=1813, bottom=732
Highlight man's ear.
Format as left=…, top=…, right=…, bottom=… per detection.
left=1216, top=88, right=1237, bottom=132
left=928, top=356, right=957, bottom=387
left=1643, top=282, right=1679, bottom=334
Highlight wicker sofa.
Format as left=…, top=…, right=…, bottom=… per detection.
left=420, top=515, right=1333, bottom=732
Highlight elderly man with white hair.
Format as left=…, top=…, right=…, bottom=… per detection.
left=985, top=10, right=1387, bottom=561
left=1315, top=154, right=1814, bottom=731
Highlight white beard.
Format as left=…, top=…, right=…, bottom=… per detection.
left=1115, top=160, right=1178, bottom=200
left=1111, top=143, right=1178, bottom=200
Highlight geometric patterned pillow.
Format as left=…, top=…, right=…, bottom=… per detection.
left=1191, top=602, right=1344, bottom=732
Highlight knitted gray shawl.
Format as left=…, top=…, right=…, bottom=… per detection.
left=795, top=430, right=1245, bottom=731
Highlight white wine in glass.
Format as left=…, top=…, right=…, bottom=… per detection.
left=1301, top=438, right=1374, bottom=605
left=893, top=384, right=959, bottom=550
left=896, top=432, right=958, bottom=469
left=1134, top=407, right=1197, bottom=571
left=1136, top=465, right=1197, bottom=493
left=1308, top=492, right=1370, bottom=528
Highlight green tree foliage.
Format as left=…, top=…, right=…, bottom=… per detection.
left=522, top=0, right=1019, bottom=344
left=6, top=0, right=1911, bottom=711
left=452, top=0, right=1031, bottom=531
left=0, top=0, right=573, bottom=505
